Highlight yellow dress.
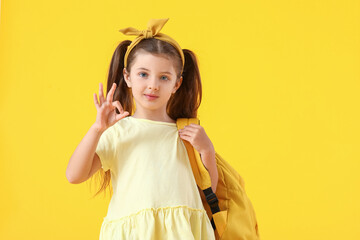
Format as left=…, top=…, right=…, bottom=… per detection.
left=95, top=116, right=215, bottom=240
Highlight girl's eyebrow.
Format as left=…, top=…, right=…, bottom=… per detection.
left=136, top=67, right=171, bottom=74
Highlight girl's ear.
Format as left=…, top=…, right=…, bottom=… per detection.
left=123, top=68, right=132, bottom=88
left=172, top=76, right=183, bottom=94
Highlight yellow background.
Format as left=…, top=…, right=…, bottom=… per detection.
left=1, top=0, right=359, bottom=239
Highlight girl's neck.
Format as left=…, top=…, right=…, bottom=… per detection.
left=131, top=112, right=176, bottom=124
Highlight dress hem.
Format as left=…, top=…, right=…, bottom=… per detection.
left=103, top=205, right=208, bottom=223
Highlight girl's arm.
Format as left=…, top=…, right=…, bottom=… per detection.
left=66, top=82, right=129, bottom=184
left=197, top=153, right=218, bottom=208
left=201, top=151, right=219, bottom=193
left=66, top=123, right=104, bottom=184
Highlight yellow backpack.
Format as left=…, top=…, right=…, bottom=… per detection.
left=177, top=118, right=261, bottom=240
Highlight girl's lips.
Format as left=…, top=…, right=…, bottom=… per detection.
left=144, top=94, right=159, bottom=100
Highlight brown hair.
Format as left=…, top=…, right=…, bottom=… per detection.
left=89, top=38, right=202, bottom=198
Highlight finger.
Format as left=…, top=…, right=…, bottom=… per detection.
left=180, top=124, right=199, bottom=132
left=179, top=126, right=197, bottom=134
left=116, top=111, right=130, bottom=121
left=99, top=83, right=105, bottom=105
left=179, top=129, right=193, bottom=138
left=106, top=82, right=117, bottom=103
left=179, top=133, right=192, bottom=143
left=112, top=101, right=124, bottom=114
left=93, top=93, right=100, bottom=110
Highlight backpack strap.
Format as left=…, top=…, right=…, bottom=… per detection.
left=176, top=118, right=221, bottom=230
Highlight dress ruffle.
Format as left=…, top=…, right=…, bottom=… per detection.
left=99, top=205, right=215, bottom=240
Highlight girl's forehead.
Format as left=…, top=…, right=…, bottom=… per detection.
left=131, top=52, right=177, bottom=72
left=134, top=51, right=170, bottom=62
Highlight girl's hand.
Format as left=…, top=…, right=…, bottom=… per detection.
left=179, top=124, right=218, bottom=192
left=178, top=124, right=215, bottom=157
left=93, top=82, right=129, bottom=132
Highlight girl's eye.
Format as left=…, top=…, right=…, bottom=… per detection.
left=139, top=72, right=147, bottom=78
left=139, top=72, right=170, bottom=81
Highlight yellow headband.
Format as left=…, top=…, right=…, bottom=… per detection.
left=118, top=18, right=185, bottom=75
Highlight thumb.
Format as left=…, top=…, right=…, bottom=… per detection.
left=116, top=111, right=130, bottom=121
left=113, top=101, right=129, bottom=121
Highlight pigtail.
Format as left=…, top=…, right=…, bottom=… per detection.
left=167, top=49, right=202, bottom=119
left=107, top=40, right=134, bottom=115
left=90, top=40, right=133, bottom=199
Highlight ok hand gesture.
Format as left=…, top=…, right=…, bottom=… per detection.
left=93, top=82, right=129, bottom=132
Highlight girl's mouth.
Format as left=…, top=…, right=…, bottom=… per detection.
left=144, top=94, right=159, bottom=100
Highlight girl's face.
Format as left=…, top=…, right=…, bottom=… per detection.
left=123, top=51, right=182, bottom=117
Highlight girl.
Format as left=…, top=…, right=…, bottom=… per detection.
left=66, top=18, right=218, bottom=239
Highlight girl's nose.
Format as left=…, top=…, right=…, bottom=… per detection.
left=148, top=78, right=159, bottom=90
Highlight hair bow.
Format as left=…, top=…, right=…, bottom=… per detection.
left=118, top=18, right=185, bottom=73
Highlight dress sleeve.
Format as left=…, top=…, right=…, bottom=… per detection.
left=95, top=127, right=116, bottom=172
